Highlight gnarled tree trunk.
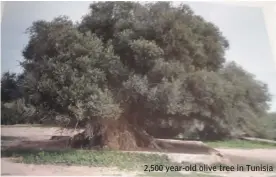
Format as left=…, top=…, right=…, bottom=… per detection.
left=69, top=117, right=162, bottom=151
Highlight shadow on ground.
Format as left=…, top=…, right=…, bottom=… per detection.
left=1, top=173, right=12, bottom=176
left=1, top=136, right=28, bottom=141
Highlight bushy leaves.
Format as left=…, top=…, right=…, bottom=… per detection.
left=1, top=98, right=36, bottom=125
left=1, top=72, right=23, bottom=102
left=262, top=112, right=276, bottom=140
left=22, top=17, right=123, bottom=124
left=18, top=2, right=272, bottom=140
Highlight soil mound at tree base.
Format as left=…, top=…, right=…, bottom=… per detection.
left=3, top=134, right=224, bottom=156
left=46, top=133, right=225, bottom=157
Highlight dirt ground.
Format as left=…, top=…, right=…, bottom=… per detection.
left=1, top=125, right=276, bottom=176
left=1, top=158, right=139, bottom=176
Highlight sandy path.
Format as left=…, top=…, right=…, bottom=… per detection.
left=1, top=158, right=138, bottom=176
left=218, top=148, right=276, bottom=164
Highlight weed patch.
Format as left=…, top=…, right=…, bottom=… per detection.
left=1, top=149, right=177, bottom=171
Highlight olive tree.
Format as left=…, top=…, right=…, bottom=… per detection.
left=21, top=2, right=271, bottom=149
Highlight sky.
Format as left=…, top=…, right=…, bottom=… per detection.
left=1, top=1, right=276, bottom=111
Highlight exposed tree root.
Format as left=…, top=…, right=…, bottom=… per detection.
left=62, top=119, right=224, bottom=158
left=67, top=119, right=163, bottom=151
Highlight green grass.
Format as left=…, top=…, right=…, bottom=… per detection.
left=1, top=149, right=178, bottom=171
left=205, top=140, right=276, bottom=149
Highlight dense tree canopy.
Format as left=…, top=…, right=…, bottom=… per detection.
left=262, top=112, right=276, bottom=140
left=1, top=72, right=23, bottom=102
left=2, top=2, right=272, bottom=149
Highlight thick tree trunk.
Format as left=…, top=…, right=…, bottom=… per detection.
left=69, top=118, right=162, bottom=151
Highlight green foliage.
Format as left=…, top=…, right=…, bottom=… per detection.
left=262, top=112, right=276, bottom=140
left=18, top=2, right=272, bottom=140
left=1, top=72, right=23, bottom=103
left=21, top=17, right=123, bottom=125
left=1, top=99, right=36, bottom=125
left=1, top=72, right=34, bottom=125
